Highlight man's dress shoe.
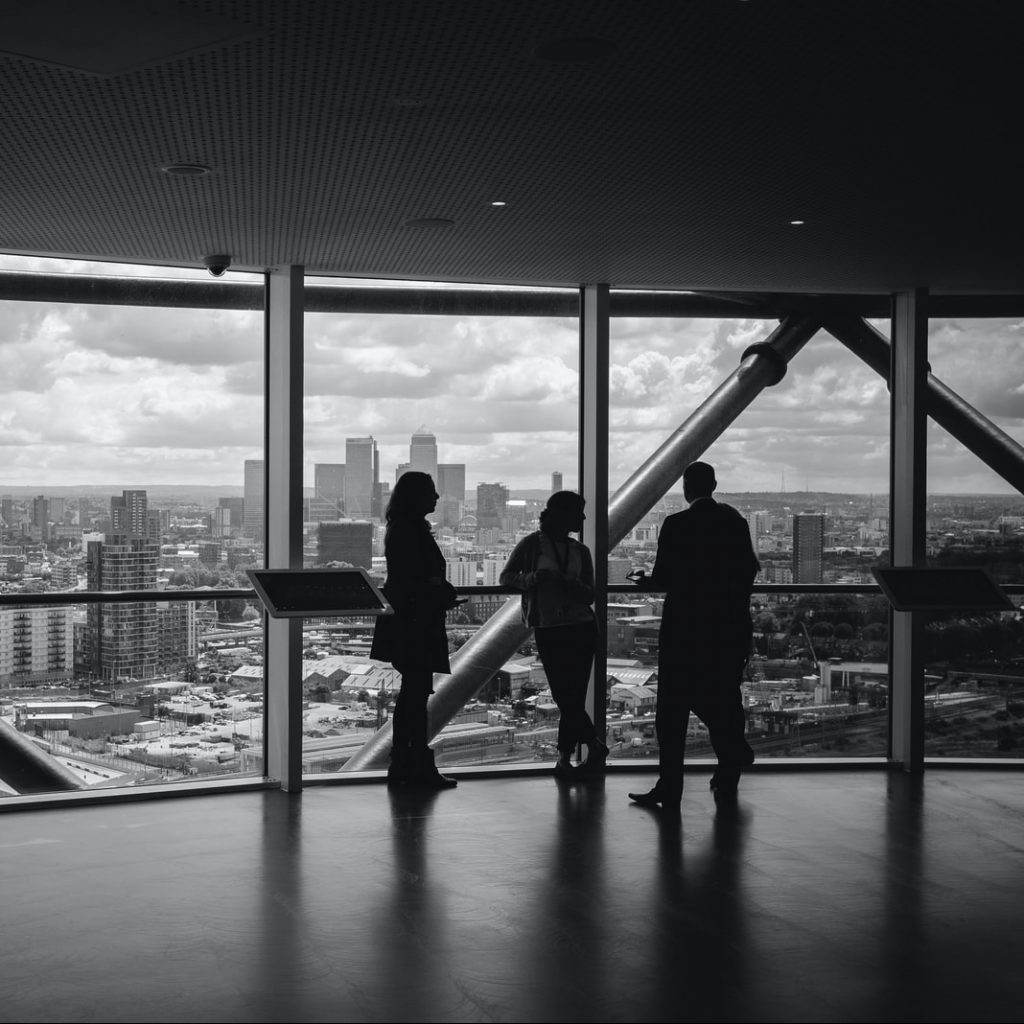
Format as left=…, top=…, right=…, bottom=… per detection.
left=628, top=786, right=681, bottom=811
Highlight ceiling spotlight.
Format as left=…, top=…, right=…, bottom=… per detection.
left=490, top=201, right=507, bottom=207
left=790, top=219, right=806, bottom=226
left=162, top=163, right=211, bottom=177
left=202, top=254, right=232, bottom=277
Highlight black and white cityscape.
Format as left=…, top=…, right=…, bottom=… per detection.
left=2, top=259, right=1024, bottom=795
left=4, top=420, right=1024, bottom=795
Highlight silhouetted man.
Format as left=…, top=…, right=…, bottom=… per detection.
left=629, top=461, right=759, bottom=812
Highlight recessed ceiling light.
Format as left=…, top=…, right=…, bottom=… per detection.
left=162, top=163, right=212, bottom=177
left=490, top=201, right=507, bottom=207
left=790, top=219, right=806, bottom=226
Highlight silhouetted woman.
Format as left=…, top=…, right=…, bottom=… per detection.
left=370, top=471, right=459, bottom=789
left=501, top=491, right=608, bottom=777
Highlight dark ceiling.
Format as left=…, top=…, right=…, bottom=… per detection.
left=1, top=0, right=1021, bottom=294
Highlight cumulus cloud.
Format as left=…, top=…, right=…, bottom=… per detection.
left=1, top=261, right=1021, bottom=494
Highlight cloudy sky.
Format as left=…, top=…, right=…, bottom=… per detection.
left=2, top=255, right=1023, bottom=496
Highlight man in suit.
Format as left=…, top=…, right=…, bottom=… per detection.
left=629, top=461, right=760, bottom=812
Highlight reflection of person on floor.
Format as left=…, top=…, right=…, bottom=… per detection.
left=370, top=471, right=460, bottom=789
left=629, top=461, right=759, bottom=812
left=501, top=491, right=608, bottom=778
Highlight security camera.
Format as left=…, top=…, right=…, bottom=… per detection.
left=202, top=254, right=231, bottom=277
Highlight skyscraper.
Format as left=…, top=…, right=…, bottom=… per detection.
left=437, top=463, right=466, bottom=503
left=317, top=521, right=373, bottom=569
left=410, top=427, right=438, bottom=481
left=243, top=460, right=265, bottom=541
left=314, top=463, right=346, bottom=507
left=30, top=495, right=49, bottom=531
left=111, top=491, right=161, bottom=542
left=793, top=513, right=825, bottom=583
left=552, top=471, right=563, bottom=493
left=218, top=496, right=245, bottom=530
left=83, top=490, right=161, bottom=680
left=155, top=601, right=197, bottom=676
left=211, top=506, right=232, bottom=537
left=345, top=437, right=378, bottom=518
left=437, top=463, right=466, bottom=528
left=476, top=483, right=509, bottom=529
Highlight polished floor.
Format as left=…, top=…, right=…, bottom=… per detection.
left=1, top=769, right=1022, bottom=1023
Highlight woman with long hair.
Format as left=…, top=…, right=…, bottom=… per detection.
left=370, top=471, right=459, bottom=789
left=501, top=491, right=608, bottom=777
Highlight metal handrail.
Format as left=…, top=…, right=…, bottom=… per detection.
left=3, top=581, right=1022, bottom=610
left=0, top=588, right=256, bottom=607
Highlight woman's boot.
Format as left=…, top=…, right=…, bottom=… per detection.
left=577, top=738, right=610, bottom=777
left=387, top=743, right=413, bottom=788
left=409, top=746, right=457, bottom=789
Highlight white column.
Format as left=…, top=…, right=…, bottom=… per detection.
left=264, top=266, right=305, bottom=791
left=889, top=288, right=927, bottom=770
left=580, top=284, right=610, bottom=743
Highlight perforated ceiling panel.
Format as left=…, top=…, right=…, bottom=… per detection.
left=0, top=0, right=1022, bottom=292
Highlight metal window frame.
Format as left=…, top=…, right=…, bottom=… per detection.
left=5, top=266, right=1024, bottom=799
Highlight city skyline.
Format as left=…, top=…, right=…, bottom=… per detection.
left=3, top=256, right=1024, bottom=494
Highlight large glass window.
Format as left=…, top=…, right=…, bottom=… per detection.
left=301, top=279, right=578, bottom=773
left=607, top=310, right=891, bottom=760
left=924, top=317, right=1024, bottom=758
left=0, top=256, right=265, bottom=796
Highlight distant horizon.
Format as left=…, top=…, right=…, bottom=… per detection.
left=3, top=483, right=1024, bottom=503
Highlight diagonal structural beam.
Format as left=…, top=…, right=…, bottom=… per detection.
left=343, top=314, right=822, bottom=770
left=0, top=719, right=86, bottom=794
left=824, top=315, right=1024, bottom=495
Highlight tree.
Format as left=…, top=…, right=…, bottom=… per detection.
left=217, top=598, right=248, bottom=621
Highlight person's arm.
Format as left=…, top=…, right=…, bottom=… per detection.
left=567, top=542, right=595, bottom=604
left=650, top=516, right=677, bottom=590
left=500, top=536, right=538, bottom=591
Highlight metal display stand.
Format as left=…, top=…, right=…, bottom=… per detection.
left=246, top=567, right=393, bottom=618
left=872, top=566, right=1013, bottom=612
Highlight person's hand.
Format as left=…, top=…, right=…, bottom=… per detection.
left=438, top=580, right=461, bottom=610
